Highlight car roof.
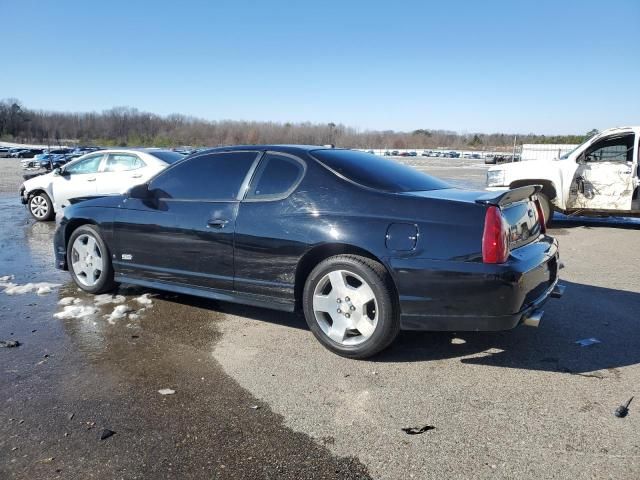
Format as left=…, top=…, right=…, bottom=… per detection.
left=93, top=148, right=177, bottom=154
left=192, top=145, right=332, bottom=156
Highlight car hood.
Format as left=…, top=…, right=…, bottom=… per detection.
left=23, top=171, right=54, bottom=190
left=487, top=159, right=559, bottom=173
left=67, top=194, right=126, bottom=208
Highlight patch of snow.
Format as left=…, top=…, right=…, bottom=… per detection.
left=135, top=294, right=153, bottom=306
left=54, top=305, right=98, bottom=319
left=73, top=298, right=82, bottom=304
left=0, top=275, right=15, bottom=284
left=3, top=282, right=60, bottom=295
left=106, top=305, right=133, bottom=324
left=37, top=286, right=52, bottom=295
left=128, top=313, right=140, bottom=320
left=158, top=388, right=175, bottom=395
left=94, top=294, right=126, bottom=306
left=58, top=297, right=77, bottom=305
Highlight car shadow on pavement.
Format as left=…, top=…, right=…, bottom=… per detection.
left=157, top=290, right=310, bottom=331
left=549, top=215, right=640, bottom=231
left=156, top=278, right=640, bottom=375
left=375, top=280, right=640, bottom=375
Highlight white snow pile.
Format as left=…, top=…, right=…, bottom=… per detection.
left=128, top=313, right=140, bottom=320
left=0, top=275, right=15, bottom=284
left=158, top=388, right=175, bottom=395
left=2, top=282, right=61, bottom=296
left=54, top=305, right=99, bottom=319
left=58, top=297, right=77, bottom=306
left=106, top=304, right=133, bottom=324
left=94, top=294, right=126, bottom=306
left=135, top=294, right=153, bottom=306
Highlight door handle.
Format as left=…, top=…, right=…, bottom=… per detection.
left=87, top=177, right=96, bottom=182
left=207, top=219, right=229, bottom=229
left=131, top=173, right=143, bottom=178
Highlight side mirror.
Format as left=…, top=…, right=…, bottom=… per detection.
left=128, top=183, right=151, bottom=199
left=52, top=167, right=61, bottom=176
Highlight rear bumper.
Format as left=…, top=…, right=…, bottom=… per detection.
left=390, top=236, right=560, bottom=331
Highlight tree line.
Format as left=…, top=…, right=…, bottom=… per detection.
left=0, top=98, right=594, bottom=149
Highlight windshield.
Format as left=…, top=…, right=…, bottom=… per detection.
left=560, top=137, right=593, bottom=159
left=147, top=150, right=185, bottom=164
left=311, top=149, right=450, bottom=192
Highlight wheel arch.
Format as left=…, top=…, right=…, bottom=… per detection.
left=294, top=243, right=398, bottom=310
left=65, top=218, right=99, bottom=250
left=27, top=188, right=50, bottom=201
left=509, top=179, right=558, bottom=200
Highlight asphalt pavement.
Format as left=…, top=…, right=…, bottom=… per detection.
left=1, top=157, right=639, bottom=479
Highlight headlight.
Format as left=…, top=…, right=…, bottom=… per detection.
left=486, top=169, right=505, bottom=187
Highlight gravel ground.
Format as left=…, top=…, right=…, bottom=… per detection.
left=0, top=158, right=31, bottom=194
left=1, top=155, right=639, bottom=479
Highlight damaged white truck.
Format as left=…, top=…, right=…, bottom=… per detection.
left=486, top=126, right=640, bottom=224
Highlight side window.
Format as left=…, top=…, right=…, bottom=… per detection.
left=246, top=153, right=304, bottom=200
left=65, top=154, right=104, bottom=174
left=584, top=134, right=634, bottom=164
left=150, top=151, right=258, bottom=200
left=104, top=154, right=144, bottom=172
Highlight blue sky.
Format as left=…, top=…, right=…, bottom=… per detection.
left=1, top=0, right=638, bottom=134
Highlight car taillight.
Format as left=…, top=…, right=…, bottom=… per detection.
left=534, top=197, right=546, bottom=234
left=482, top=206, right=509, bottom=264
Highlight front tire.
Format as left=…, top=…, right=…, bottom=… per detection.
left=538, top=193, right=554, bottom=226
left=302, top=255, right=399, bottom=359
left=28, top=192, right=54, bottom=221
left=67, top=225, right=116, bottom=294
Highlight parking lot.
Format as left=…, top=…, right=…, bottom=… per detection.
left=1, top=157, right=639, bottom=479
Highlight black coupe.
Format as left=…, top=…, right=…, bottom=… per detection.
left=54, top=146, right=562, bottom=358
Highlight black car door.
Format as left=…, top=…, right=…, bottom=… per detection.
left=234, top=151, right=308, bottom=303
left=113, top=151, right=261, bottom=291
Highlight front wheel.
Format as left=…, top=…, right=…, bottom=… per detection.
left=28, top=192, right=54, bottom=221
left=67, top=225, right=116, bottom=294
left=537, top=193, right=554, bottom=226
left=302, top=255, right=399, bottom=359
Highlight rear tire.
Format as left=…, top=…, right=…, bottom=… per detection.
left=28, top=192, right=54, bottom=221
left=302, top=255, right=399, bottom=359
left=67, top=225, right=116, bottom=294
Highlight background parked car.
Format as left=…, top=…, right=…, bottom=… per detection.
left=20, top=148, right=184, bottom=221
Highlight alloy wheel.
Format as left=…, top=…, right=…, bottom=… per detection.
left=30, top=195, right=49, bottom=219
left=71, top=234, right=104, bottom=287
left=312, top=269, right=378, bottom=346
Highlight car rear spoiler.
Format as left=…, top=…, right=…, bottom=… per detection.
left=475, top=185, right=541, bottom=207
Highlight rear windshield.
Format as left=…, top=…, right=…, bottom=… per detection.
left=311, top=149, right=450, bottom=192
left=148, top=150, right=185, bottom=164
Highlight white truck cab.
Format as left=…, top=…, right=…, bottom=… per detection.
left=486, top=126, right=640, bottom=223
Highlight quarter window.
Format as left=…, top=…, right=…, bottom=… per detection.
left=104, top=154, right=144, bottom=172
left=65, top=154, right=104, bottom=174
left=246, top=153, right=304, bottom=199
left=150, top=151, right=258, bottom=201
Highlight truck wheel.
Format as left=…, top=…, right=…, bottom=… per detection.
left=302, top=255, right=399, bottom=359
left=538, top=193, right=554, bottom=226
